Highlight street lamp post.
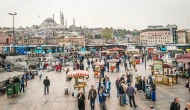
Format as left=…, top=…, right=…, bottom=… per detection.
left=8, top=12, right=17, bottom=54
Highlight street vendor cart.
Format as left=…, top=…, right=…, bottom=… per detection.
left=107, top=59, right=119, bottom=72
left=66, top=70, right=89, bottom=97
left=93, top=62, right=104, bottom=78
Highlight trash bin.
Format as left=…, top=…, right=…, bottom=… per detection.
left=64, top=87, right=68, bottom=94
left=6, top=85, right=14, bottom=97
left=13, top=83, right=20, bottom=95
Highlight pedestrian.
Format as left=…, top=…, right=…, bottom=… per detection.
left=77, top=90, right=86, bottom=110
left=142, top=77, right=146, bottom=93
left=43, top=76, right=50, bottom=95
left=106, top=78, right=111, bottom=98
left=124, top=61, right=127, bottom=71
left=20, top=76, right=25, bottom=93
left=97, top=78, right=104, bottom=94
left=115, top=77, right=120, bottom=97
left=87, top=60, right=90, bottom=68
left=66, top=68, right=70, bottom=75
left=106, top=62, right=109, bottom=72
left=100, top=66, right=105, bottom=78
left=170, top=97, right=180, bottom=110
left=23, top=72, right=27, bottom=87
left=184, top=102, right=190, bottom=110
left=186, top=78, right=190, bottom=92
left=98, top=87, right=107, bottom=110
left=119, top=81, right=125, bottom=106
left=126, top=83, right=137, bottom=108
left=88, top=85, right=97, bottom=110
left=38, top=70, right=42, bottom=80
left=103, top=75, right=108, bottom=87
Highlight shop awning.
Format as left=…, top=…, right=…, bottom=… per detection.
left=107, top=48, right=125, bottom=51
left=163, top=63, right=175, bottom=68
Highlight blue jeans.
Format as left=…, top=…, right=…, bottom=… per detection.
left=88, top=65, right=90, bottom=68
left=123, top=93, right=127, bottom=104
left=44, top=86, right=49, bottom=95
left=104, top=66, right=106, bottom=71
left=90, top=98, right=95, bottom=110
left=107, top=89, right=110, bottom=95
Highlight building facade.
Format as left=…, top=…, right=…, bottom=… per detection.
left=0, top=33, right=14, bottom=52
left=64, top=36, right=85, bottom=46
left=177, top=30, right=187, bottom=44
left=140, top=25, right=173, bottom=45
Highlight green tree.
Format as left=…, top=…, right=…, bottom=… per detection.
left=102, top=27, right=113, bottom=39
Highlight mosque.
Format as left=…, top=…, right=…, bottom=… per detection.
left=39, top=11, right=75, bottom=30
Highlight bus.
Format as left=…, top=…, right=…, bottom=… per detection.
left=35, top=45, right=64, bottom=54
left=4, top=45, right=35, bottom=55
left=160, top=45, right=167, bottom=51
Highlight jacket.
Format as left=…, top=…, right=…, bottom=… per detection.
left=98, top=93, right=107, bottom=104
left=170, top=102, right=180, bottom=110
left=106, top=81, right=111, bottom=90
left=88, top=89, right=97, bottom=99
left=20, top=79, right=24, bottom=85
left=43, top=79, right=50, bottom=86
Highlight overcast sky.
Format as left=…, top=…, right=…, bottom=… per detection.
left=0, top=0, right=189, bottom=30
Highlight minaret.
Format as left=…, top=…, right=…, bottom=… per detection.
left=66, top=20, right=67, bottom=27
left=53, top=14, right=54, bottom=21
left=60, top=10, right=62, bottom=24
left=62, top=12, right=64, bottom=25
left=73, top=17, right=75, bottom=27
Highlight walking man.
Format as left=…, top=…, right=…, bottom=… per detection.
left=126, top=83, right=137, bottom=107
left=43, top=76, right=50, bottom=95
left=170, top=97, right=180, bottom=110
left=88, top=85, right=97, bottom=110
left=98, top=87, right=107, bottom=110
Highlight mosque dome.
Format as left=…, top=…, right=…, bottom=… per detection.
left=40, top=17, right=58, bottom=29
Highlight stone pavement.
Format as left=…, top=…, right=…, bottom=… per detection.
left=0, top=59, right=189, bottom=110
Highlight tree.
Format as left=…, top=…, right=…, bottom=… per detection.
left=102, top=27, right=113, bottom=39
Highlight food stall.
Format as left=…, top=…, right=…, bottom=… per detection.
left=93, top=62, right=104, bottom=77
left=130, top=54, right=141, bottom=64
left=66, top=70, right=89, bottom=97
left=107, top=59, right=119, bottom=72
left=162, top=63, right=176, bottom=85
left=126, top=49, right=139, bottom=56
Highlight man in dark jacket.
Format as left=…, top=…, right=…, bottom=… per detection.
left=124, top=61, right=127, bottom=71
left=43, top=76, right=50, bottom=95
left=170, top=97, right=180, bottom=110
left=88, top=85, right=97, bottom=110
left=115, top=77, right=120, bottom=97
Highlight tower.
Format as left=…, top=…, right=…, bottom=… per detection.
left=61, top=12, right=64, bottom=25
left=66, top=20, right=67, bottom=27
left=53, top=14, right=54, bottom=21
left=60, top=10, right=62, bottom=24
left=73, top=17, right=75, bottom=27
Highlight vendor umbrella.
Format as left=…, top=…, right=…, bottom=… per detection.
left=67, top=70, right=89, bottom=78
left=107, top=59, right=119, bottom=63
left=93, top=62, right=104, bottom=66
